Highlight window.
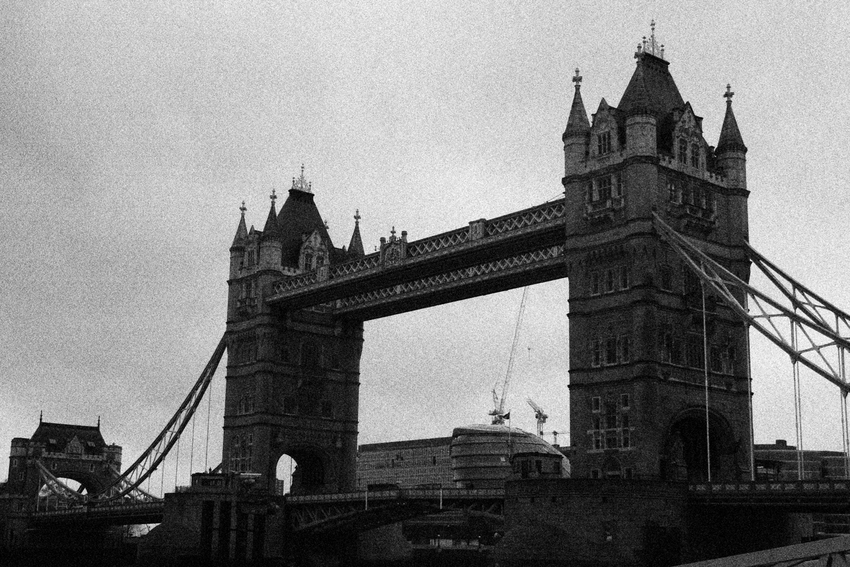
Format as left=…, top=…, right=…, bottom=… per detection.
left=620, top=394, right=630, bottom=409
left=691, top=143, right=700, bottom=168
left=597, top=131, right=611, bottom=155
left=238, top=394, right=254, bottom=415
left=660, top=265, right=673, bottom=291
left=668, top=180, right=680, bottom=203
left=303, top=253, right=313, bottom=271
left=622, top=430, right=631, bottom=449
left=659, top=328, right=673, bottom=363
left=598, top=176, right=612, bottom=201
left=686, top=334, right=705, bottom=369
left=245, top=249, right=256, bottom=266
left=621, top=414, right=630, bottom=429
left=590, top=271, right=601, bottom=295
left=605, top=269, right=615, bottom=293
left=301, top=342, right=320, bottom=368
left=710, top=346, right=722, bottom=373
left=618, top=336, right=631, bottom=363
left=605, top=337, right=618, bottom=365
left=591, top=339, right=602, bottom=367
left=619, top=266, right=630, bottom=290
left=605, top=431, right=619, bottom=449
left=624, top=467, right=633, bottom=479
left=592, top=397, right=601, bottom=412
left=678, top=139, right=688, bottom=164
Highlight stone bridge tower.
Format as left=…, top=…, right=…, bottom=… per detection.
left=563, top=28, right=750, bottom=481
left=6, top=418, right=122, bottom=501
left=224, top=167, right=365, bottom=493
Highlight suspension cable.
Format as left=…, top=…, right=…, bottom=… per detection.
left=174, top=436, right=181, bottom=491
left=189, top=407, right=197, bottom=477
left=701, top=271, right=711, bottom=483
left=205, top=369, right=213, bottom=472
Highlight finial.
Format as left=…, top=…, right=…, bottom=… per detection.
left=354, top=209, right=361, bottom=225
left=97, top=416, right=100, bottom=429
left=391, top=226, right=396, bottom=237
left=40, top=410, right=43, bottom=423
left=239, top=201, right=247, bottom=215
left=323, top=219, right=329, bottom=230
left=270, top=189, right=277, bottom=204
left=572, top=68, right=582, bottom=90
left=291, top=164, right=312, bottom=193
left=724, top=84, right=735, bottom=104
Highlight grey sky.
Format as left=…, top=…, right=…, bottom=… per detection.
left=2, top=2, right=849, bottom=490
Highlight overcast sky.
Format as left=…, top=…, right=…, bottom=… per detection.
left=3, top=2, right=850, bottom=490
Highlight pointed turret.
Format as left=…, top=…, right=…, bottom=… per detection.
left=348, top=210, right=365, bottom=257
left=716, top=84, right=746, bottom=154
left=231, top=202, right=248, bottom=250
left=563, top=68, right=591, bottom=140
left=715, top=84, right=747, bottom=191
left=278, top=165, right=334, bottom=268
left=261, top=189, right=280, bottom=239
left=563, top=68, right=591, bottom=176
left=230, top=202, right=248, bottom=280
left=259, top=189, right=283, bottom=268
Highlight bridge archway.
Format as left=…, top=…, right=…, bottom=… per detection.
left=661, top=407, right=739, bottom=482
left=273, top=448, right=326, bottom=495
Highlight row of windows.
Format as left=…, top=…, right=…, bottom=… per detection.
left=677, top=138, right=702, bottom=169
left=590, top=394, right=633, bottom=451
left=591, top=467, right=634, bottom=479
left=590, top=335, right=631, bottom=367
left=589, top=266, right=630, bottom=295
left=586, top=174, right=625, bottom=203
left=659, top=263, right=703, bottom=295
left=667, top=180, right=715, bottom=211
left=229, top=434, right=253, bottom=473
left=658, top=329, right=737, bottom=374
left=282, top=396, right=334, bottom=418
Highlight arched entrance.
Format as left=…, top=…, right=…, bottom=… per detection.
left=274, top=450, right=325, bottom=495
left=662, top=408, right=739, bottom=482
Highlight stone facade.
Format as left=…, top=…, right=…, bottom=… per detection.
left=562, top=35, right=750, bottom=482
left=224, top=169, right=365, bottom=494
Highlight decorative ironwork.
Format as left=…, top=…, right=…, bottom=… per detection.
left=336, top=245, right=564, bottom=314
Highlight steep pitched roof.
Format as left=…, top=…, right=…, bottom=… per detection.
left=717, top=88, right=747, bottom=153
left=618, top=53, right=684, bottom=119
left=31, top=422, right=106, bottom=455
left=277, top=189, right=333, bottom=268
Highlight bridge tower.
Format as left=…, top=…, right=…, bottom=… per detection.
left=224, top=167, right=364, bottom=493
left=562, top=27, right=750, bottom=481
left=5, top=418, right=122, bottom=502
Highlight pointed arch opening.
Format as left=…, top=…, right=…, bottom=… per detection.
left=274, top=450, right=325, bottom=495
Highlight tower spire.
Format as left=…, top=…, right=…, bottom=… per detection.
left=563, top=68, right=591, bottom=140
left=717, top=84, right=746, bottom=153
left=231, top=201, right=248, bottom=249
left=348, top=209, right=365, bottom=256
left=262, top=189, right=280, bottom=238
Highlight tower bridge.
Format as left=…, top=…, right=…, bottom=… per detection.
left=5, top=24, right=850, bottom=567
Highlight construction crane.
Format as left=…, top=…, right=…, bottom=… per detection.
left=489, top=287, right=529, bottom=425
left=527, top=398, right=548, bottom=437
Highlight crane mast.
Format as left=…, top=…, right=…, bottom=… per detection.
left=527, top=398, right=548, bottom=437
left=490, top=287, right=529, bottom=425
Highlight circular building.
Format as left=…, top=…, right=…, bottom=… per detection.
left=450, top=424, right=567, bottom=488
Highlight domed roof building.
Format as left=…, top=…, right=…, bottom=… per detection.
left=451, top=424, right=569, bottom=489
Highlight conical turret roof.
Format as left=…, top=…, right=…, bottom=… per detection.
left=230, top=203, right=248, bottom=250
left=563, top=69, right=590, bottom=139
left=716, top=85, right=747, bottom=153
left=261, top=191, right=280, bottom=240
left=348, top=210, right=365, bottom=256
